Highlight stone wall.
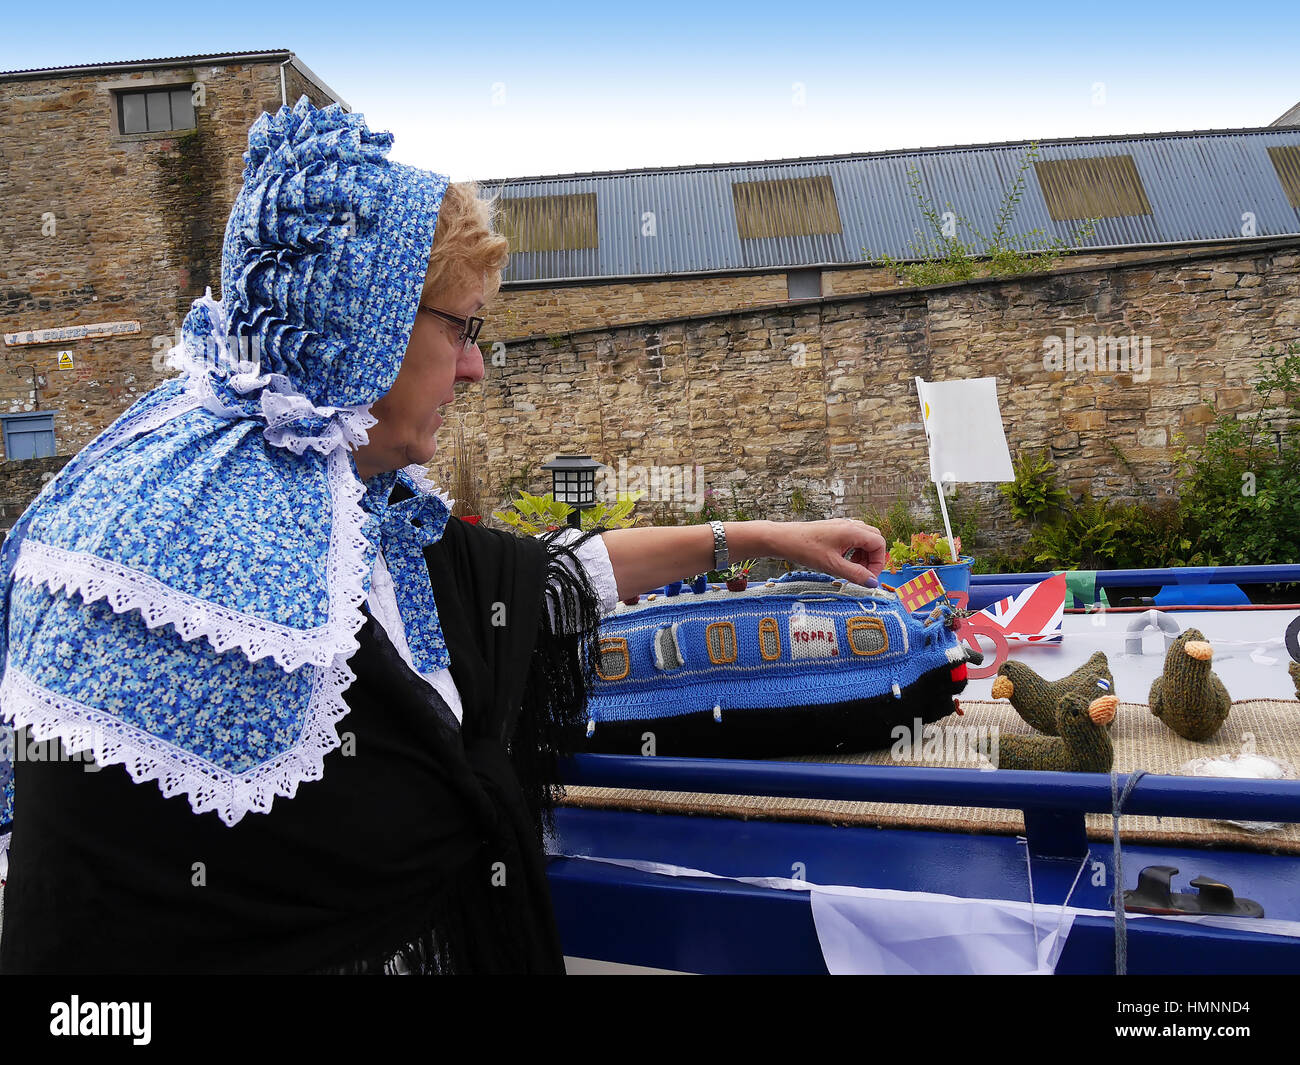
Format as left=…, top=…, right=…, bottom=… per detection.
left=484, top=242, right=1252, bottom=344
left=427, top=238, right=1300, bottom=552
left=0, top=455, right=72, bottom=534
left=0, top=59, right=339, bottom=457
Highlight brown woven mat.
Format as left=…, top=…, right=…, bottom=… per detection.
left=561, top=699, right=1300, bottom=855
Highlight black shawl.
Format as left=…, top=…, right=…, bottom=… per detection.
left=0, top=511, right=604, bottom=975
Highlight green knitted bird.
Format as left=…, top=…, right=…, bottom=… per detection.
left=1149, top=628, right=1232, bottom=741
left=990, top=651, right=1115, bottom=735
left=993, top=692, right=1117, bottom=772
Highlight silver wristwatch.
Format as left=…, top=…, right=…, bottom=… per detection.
left=709, top=520, right=729, bottom=572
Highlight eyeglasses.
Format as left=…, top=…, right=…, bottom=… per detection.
left=419, top=304, right=484, bottom=350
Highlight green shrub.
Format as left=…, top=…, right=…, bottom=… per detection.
left=1025, top=492, right=1126, bottom=570
left=861, top=494, right=924, bottom=545
left=1174, top=343, right=1300, bottom=566
left=493, top=490, right=639, bottom=534
left=1000, top=448, right=1069, bottom=523
left=867, top=144, right=1097, bottom=287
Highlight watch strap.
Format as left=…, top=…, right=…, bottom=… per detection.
left=709, top=520, right=729, bottom=572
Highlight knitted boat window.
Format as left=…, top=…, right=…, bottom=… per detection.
left=706, top=621, right=738, bottom=664
left=758, top=617, right=781, bottom=660
left=595, top=636, right=630, bottom=681
left=653, top=624, right=684, bottom=671
left=847, top=617, right=888, bottom=656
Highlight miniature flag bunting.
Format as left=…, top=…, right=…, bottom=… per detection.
left=896, top=569, right=947, bottom=612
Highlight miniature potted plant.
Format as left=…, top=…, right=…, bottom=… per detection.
left=725, top=559, right=757, bottom=592
left=879, top=534, right=974, bottom=602
left=689, top=574, right=709, bottom=594
left=449, top=416, right=483, bottom=524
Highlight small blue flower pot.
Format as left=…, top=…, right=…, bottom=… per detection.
left=690, top=575, right=708, bottom=594
left=664, top=580, right=684, bottom=597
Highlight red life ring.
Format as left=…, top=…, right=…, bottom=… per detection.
left=954, top=613, right=1010, bottom=679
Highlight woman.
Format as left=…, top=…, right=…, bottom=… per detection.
left=0, top=97, right=885, bottom=973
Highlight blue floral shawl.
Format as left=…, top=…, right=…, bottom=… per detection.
left=0, top=97, right=455, bottom=861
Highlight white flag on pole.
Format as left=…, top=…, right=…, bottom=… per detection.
left=915, top=376, right=1015, bottom=485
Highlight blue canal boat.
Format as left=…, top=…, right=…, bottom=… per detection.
left=550, top=564, right=1300, bottom=975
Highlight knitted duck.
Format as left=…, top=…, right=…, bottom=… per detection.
left=1149, top=628, right=1232, bottom=741
left=990, top=651, right=1115, bottom=735
left=993, top=692, right=1117, bottom=772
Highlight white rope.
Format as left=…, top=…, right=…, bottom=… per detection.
left=1018, top=837, right=1091, bottom=972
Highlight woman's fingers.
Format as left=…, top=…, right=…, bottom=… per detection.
left=775, top=519, right=887, bottom=585
left=836, top=522, right=886, bottom=584
left=845, top=523, right=888, bottom=576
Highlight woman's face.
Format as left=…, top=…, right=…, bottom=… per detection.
left=353, top=277, right=486, bottom=479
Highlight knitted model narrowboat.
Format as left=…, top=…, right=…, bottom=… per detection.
left=580, top=571, right=977, bottom=757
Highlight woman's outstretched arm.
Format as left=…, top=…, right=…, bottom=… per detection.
left=600, top=519, right=887, bottom=601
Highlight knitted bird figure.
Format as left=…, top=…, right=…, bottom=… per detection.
left=993, top=692, right=1117, bottom=772
left=990, top=651, right=1115, bottom=735
left=1290, top=661, right=1300, bottom=701
left=1149, top=628, right=1231, bottom=741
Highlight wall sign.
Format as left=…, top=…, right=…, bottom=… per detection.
left=58, top=352, right=74, bottom=370
left=4, top=320, right=140, bottom=346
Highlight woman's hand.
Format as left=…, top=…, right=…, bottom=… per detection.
left=601, top=518, right=888, bottom=601
left=767, top=519, right=887, bottom=587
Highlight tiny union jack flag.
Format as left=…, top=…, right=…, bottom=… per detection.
left=896, top=569, right=947, bottom=612
left=978, top=572, right=1067, bottom=643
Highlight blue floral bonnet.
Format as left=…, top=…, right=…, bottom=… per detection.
left=0, top=96, right=458, bottom=864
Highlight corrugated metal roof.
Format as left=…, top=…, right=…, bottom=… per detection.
left=0, top=50, right=293, bottom=79
left=481, top=128, right=1300, bottom=283
left=1273, top=101, right=1300, bottom=127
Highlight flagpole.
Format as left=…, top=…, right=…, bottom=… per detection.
left=933, top=477, right=957, bottom=555
left=916, top=376, right=958, bottom=553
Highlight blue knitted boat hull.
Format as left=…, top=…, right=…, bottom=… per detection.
left=582, top=573, right=976, bottom=757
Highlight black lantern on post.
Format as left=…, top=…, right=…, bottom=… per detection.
left=542, top=454, right=604, bottom=529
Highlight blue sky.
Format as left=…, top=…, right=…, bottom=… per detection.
left=4, top=0, right=1299, bottom=180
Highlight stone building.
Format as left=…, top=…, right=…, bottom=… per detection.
left=479, top=122, right=1300, bottom=347
left=423, top=236, right=1300, bottom=549
left=0, top=49, right=346, bottom=462
left=3, top=54, right=1300, bottom=543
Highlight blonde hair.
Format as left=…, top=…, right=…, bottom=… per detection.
left=422, top=181, right=510, bottom=305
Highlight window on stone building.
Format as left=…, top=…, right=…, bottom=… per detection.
left=0, top=412, right=57, bottom=461
left=497, top=194, right=598, bottom=252
left=1268, top=145, right=1300, bottom=208
left=787, top=269, right=822, bottom=299
left=1034, top=155, right=1152, bottom=220
left=116, top=87, right=196, bottom=135
left=733, top=176, right=842, bottom=239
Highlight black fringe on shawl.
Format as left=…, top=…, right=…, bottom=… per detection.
left=508, top=525, right=607, bottom=848
left=317, top=525, right=608, bottom=975
left=316, top=838, right=558, bottom=974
